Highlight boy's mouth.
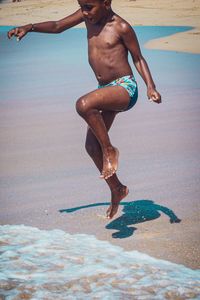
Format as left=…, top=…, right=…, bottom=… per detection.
left=86, top=16, right=96, bottom=23
left=88, top=18, right=94, bottom=22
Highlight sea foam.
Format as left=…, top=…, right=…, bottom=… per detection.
left=0, top=225, right=200, bottom=299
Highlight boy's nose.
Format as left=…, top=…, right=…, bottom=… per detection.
left=82, top=11, right=89, bottom=17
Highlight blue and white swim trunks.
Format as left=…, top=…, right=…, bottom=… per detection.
left=98, top=75, right=138, bottom=111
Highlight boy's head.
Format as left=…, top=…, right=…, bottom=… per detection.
left=78, top=0, right=112, bottom=24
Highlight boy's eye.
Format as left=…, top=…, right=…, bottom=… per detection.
left=83, top=4, right=93, bottom=11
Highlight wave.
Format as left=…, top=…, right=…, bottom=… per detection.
left=0, top=225, right=200, bottom=299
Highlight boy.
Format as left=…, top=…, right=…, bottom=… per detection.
left=8, top=0, right=161, bottom=219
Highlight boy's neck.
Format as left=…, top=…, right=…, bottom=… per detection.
left=97, top=9, right=114, bottom=26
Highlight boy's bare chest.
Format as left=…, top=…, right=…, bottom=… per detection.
left=87, top=27, right=120, bottom=51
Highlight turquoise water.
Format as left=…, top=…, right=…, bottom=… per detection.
left=0, top=225, right=200, bottom=299
left=1, top=26, right=200, bottom=104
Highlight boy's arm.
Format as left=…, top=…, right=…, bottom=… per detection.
left=7, top=9, right=84, bottom=40
left=156, top=205, right=181, bottom=223
left=120, top=23, right=161, bottom=104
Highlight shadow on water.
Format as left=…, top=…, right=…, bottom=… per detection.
left=60, top=199, right=181, bottom=239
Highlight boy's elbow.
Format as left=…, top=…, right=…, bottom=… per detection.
left=133, top=55, right=146, bottom=69
left=133, top=54, right=144, bottom=64
left=54, top=21, right=63, bottom=33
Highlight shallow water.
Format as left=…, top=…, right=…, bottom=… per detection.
left=1, top=25, right=199, bottom=104
left=0, top=225, right=200, bottom=299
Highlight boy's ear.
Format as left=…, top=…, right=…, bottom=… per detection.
left=104, top=0, right=111, bottom=9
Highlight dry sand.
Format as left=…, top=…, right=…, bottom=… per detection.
left=0, top=0, right=200, bottom=53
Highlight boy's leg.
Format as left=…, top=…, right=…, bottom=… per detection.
left=85, top=110, right=129, bottom=219
left=76, top=85, right=130, bottom=179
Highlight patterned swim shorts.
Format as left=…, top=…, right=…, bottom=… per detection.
left=98, top=75, right=138, bottom=111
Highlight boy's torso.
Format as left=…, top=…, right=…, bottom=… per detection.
left=85, top=14, right=133, bottom=85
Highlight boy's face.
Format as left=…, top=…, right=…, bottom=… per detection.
left=78, top=0, right=111, bottom=24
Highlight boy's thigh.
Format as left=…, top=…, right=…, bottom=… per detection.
left=80, top=85, right=130, bottom=112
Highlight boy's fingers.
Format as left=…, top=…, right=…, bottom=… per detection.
left=149, top=95, right=156, bottom=101
left=154, top=98, right=161, bottom=104
left=150, top=93, right=162, bottom=103
left=7, top=29, right=15, bottom=39
left=149, top=96, right=161, bottom=104
left=15, top=27, right=20, bottom=36
left=8, top=27, right=25, bottom=42
left=17, top=32, right=23, bottom=41
left=13, top=27, right=20, bottom=38
left=8, top=27, right=19, bottom=39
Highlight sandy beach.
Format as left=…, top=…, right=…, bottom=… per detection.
left=0, top=0, right=200, bottom=281
left=0, top=0, right=200, bottom=53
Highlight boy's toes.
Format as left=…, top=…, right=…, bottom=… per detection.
left=106, top=206, right=112, bottom=218
left=108, top=206, right=117, bottom=219
left=103, top=170, right=110, bottom=180
left=106, top=168, right=116, bottom=179
left=105, top=172, right=111, bottom=180
left=101, top=167, right=117, bottom=180
left=100, top=170, right=105, bottom=179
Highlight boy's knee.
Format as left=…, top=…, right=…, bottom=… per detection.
left=76, top=96, right=89, bottom=116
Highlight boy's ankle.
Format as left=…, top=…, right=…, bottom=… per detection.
left=111, top=183, right=124, bottom=193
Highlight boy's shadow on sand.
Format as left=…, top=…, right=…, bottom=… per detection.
left=60, top=200, right=181, bottom=239
left=106, top=200, right=181, bottom=239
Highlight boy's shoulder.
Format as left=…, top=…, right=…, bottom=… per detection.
left=112, top=13, right=134, bottom=35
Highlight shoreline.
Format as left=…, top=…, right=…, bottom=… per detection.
left=0, top=0, right=200, bottom=54
left=145, top=26, right=200, bottom=54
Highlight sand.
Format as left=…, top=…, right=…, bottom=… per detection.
left=1, top=77, right=199, bottom=269
left=0, top=1, right=200, bottom=270
left=0, top=0, right=200, bottom=53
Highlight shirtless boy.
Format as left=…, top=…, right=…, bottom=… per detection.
left=8, top=0, right=161, bottom=219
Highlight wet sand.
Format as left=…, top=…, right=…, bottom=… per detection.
left=1, top=84, right=199, bottom=269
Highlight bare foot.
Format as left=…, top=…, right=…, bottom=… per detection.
left=106, top=185, right=129, bottom=219
left=100, top=146, right=119, bottom=179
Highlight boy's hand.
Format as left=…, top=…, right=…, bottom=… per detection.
left=147, top=87, right=162, bottom=104
left=7, top=24, right=32, bottom=41
left=170, top=217, right=181, bottom=224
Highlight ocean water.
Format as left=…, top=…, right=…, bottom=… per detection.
left=0, top=224, right=200, bottom=300
left=1, top=25, right=200, bottom=105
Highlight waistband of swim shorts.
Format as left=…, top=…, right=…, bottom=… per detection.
left=98, top=75, right=136, bottom=88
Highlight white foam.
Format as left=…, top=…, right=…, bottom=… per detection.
left=0, top=225, right=200, bottom=299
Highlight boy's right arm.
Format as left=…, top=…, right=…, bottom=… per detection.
left=7, top=9, right=84, bottom=41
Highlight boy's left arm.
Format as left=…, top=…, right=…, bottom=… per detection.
left=120, top=23, right=161, bottom=104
